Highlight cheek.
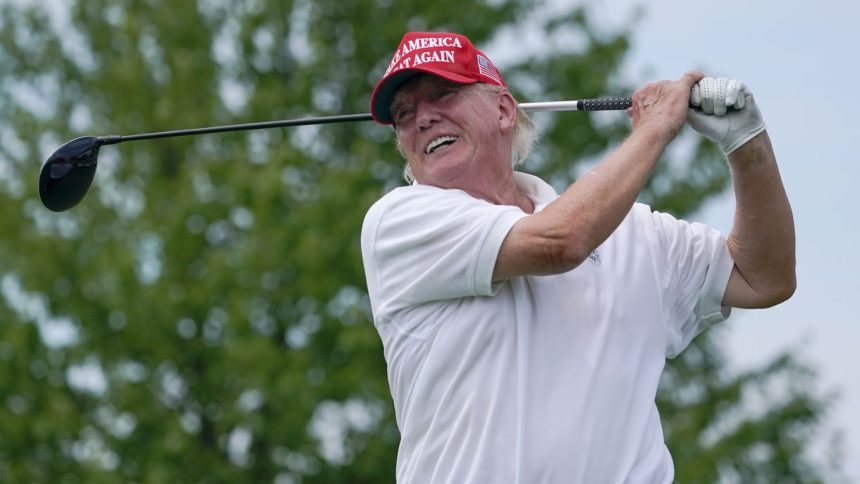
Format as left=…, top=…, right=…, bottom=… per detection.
left=395, top=135, right=406, bottom=157
left=395, top=132, right=413, bottom=155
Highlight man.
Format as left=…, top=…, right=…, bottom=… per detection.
left=360, top=32, right=795, bottom=483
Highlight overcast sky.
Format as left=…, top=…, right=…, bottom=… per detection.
left=10, top=0, right=856, bottom=479
left=547, top=0, right=859, bottom=479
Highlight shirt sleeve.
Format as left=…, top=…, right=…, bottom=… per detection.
left=361, top=186, right=527, bottom=322
left=647, top=208, right=735, bottom=358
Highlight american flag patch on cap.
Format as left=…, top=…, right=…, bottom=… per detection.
left=476, top=54, right=503, bottom=85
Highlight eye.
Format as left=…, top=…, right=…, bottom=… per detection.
left=394, top=106, right=415, bottom=124
left=435, top=89, right=456, bottom=102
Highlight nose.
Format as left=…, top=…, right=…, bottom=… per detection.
left=415, top=99, right=442, bottom=131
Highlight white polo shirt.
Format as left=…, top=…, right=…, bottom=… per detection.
left=360, top=172, right=734, bottom=484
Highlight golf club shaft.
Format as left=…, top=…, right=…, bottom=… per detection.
left=100, top=97, right=632, bottom=145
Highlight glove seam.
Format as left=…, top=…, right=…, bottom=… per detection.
left=723, top=123, right=767, bottom=154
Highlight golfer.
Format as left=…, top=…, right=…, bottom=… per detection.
left=360, top=32, right=795, bottom=484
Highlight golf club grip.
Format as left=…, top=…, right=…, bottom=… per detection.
left=578, top=96, right=632, bottom=111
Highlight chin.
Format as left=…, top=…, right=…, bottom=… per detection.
left=419, top=152, right=476, bottom=185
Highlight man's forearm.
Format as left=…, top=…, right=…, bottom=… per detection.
left=725, top=130, right=797, bottom=305
left=493, top=73, right=701, bottom=281
left=548, top=125, right=672, bottom=261
left=494, top=125, right=672, bottom=280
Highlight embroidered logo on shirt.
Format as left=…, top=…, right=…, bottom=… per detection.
left=588, top=249, right=601, bottom=265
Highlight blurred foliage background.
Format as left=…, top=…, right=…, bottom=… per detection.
left=0, top=0, right=843, bottom=482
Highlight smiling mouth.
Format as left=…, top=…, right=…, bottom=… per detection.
left=425, top=135, right=458, bottom=154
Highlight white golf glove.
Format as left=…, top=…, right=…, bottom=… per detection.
left=687, top=77, right=766, bottom=154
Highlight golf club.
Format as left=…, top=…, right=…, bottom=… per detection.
left=38, top=96, right=632, bottom=212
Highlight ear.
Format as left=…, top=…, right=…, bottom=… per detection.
left=498, top=90, right=517, bottom=132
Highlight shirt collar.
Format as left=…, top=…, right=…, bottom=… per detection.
left=513, top=171, right=558, bottom=206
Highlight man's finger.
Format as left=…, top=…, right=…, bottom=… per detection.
left=684, top=72, right=706, bottom=110
left=680, top=71, right=705, bottom=89
left=690, top=84, right=702, bottom=107
left=736, top=84, right=748, bottom=109
left=713, top=77, right=728, bottom=116
left=700, top=78, right=715, bottom=115
left=726, top=79, right=747, bottom=109
left=725, top=80, right=739, bottom=108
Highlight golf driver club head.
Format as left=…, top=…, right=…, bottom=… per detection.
left=39, top=136, right=106, bottom=212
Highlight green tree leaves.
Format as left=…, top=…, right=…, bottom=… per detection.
left=0, top=0, right=839, bottom=482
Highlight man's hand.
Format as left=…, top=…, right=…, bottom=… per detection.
left=628, top=71, right=704, bottom=141
left=687, top=77, right=767, bottom=154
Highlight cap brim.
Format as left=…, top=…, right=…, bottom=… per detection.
left=370, top=67, right=477, bottom=125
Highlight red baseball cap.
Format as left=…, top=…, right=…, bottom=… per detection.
left=370, top=32, right=507, bottom=125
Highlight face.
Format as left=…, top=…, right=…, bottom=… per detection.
left=391, top=75, right=516, bottom=191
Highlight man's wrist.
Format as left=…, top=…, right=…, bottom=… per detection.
left=631, top=120, right=677, bottom=149
left=727, top=130, right=772, bottom=169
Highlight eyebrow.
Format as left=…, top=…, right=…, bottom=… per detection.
left=390, top=92, right=408, bottom=119
left=390, top=78, right=465, bottom=121
left=389, top=88, right=423, bottom=123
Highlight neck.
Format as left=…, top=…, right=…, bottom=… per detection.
left=463, top=169, right=535, bottom=214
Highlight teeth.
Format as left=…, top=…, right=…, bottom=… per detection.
left=425, top=136, right=457, bottom=154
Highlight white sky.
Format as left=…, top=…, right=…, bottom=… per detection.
left=581, top=0, right=860, bottom=479
left=6, top=0, right=856, bottom=478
